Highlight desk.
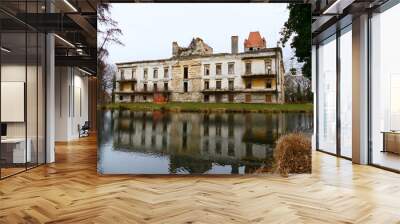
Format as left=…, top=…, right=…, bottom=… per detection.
left=1, top=138, right=31, bottom=163
left=381, top=131, right=400, bottom=154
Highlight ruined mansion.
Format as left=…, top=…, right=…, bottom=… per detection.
left=114, top=32, right=285, bottom=104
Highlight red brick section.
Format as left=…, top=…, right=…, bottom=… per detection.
left=244, top=31, right=266, bottom=49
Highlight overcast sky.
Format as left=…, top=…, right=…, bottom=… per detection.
left=105, top=3, right=297, bottom=69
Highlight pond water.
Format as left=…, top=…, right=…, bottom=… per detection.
left=98, top=110, right=313, bottom=175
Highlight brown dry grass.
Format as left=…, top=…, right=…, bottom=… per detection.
left=274, top=133, right=311, bottom=177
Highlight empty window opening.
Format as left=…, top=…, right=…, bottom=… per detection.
left=228, top=62, right=235, bottom=74
left=204, top=80, right=209, bottom=89
left=245, top=81, right=252, bottom=89
left=216, top=80, right=222, bottom=89
left=183, top=66, right=189, bottom=79
left=245, top=62, right=251, bottom=74
left=204, top=95, right=210, bottom=102
left=228, top=80, right=234, bottom=90
left=266, top=80, right=272, bottom=88
left=153, top=69, right=158, bottom=79
left=164, top=82, right=168, bottom=91
left=204, top=64, right=210, bottom=76
left=164, top=67, right=169, bottom=78
left=216, top=63, right=222, bottom=75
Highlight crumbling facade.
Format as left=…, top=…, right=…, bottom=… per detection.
left=114, top=31, right=285, bottom=104
left=173, top=38, right=213, bottom=57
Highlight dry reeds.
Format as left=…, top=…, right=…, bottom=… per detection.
left=274, top=133, right=311, bottom=177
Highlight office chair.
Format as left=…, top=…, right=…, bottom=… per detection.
left=79, top=121, right=90, bottom=138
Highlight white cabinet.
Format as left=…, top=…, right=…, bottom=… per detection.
left=1, top=138, right=32, bottom=163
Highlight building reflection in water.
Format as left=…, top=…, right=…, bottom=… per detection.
left=99, top=110, right=313, bottom=174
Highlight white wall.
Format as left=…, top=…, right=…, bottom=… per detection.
left=1, top=65, right=41, bottom=138
left=55, top=67, right=89, bottom=141
left=1, top=65, right=26, bottom=132
left=1, top=62, right=46, bottom=164
left=55, top=66, right=68, bottom=141
left=1, top=65, right=26, bottom=140
left=71, top=73, right=89, bottom=138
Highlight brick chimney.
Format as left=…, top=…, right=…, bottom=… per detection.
left=172, top=41, right=179, bottom=57
left=231, top=36, right=238, bottom=54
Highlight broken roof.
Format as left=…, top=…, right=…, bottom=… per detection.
left=116, top=47, right=282, bottom=66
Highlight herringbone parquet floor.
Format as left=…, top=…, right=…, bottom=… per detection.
left=1, top=135, right=400, bottom=224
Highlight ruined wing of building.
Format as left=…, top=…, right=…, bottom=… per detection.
left=114, top=31, right=285, bottom=104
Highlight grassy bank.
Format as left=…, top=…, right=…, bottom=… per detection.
left=101, top=102, right=313, bottom=113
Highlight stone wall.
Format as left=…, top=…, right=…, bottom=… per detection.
left=115, top=48, right=286, bottom=104
left=170, top=60, right=203, bottom=102
left=203, top=93, right=279, bottom=104
left=172, top=38, right=213, bottom=57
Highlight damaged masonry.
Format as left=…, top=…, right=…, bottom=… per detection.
left=114, top=31, right=285, bottom=104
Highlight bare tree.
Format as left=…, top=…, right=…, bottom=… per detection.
left=97, top=3, right=124, bottom=104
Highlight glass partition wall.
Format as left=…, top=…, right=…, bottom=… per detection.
left=315, top=0, right=400, bottom=171
left=316, top=25, right=353, bottom=159
left=317, top=35, right=337, bottom=154
left=339, top=26, right=352, bottom=159
left=0, top=2, right=46, bottom=179
left=370, top=3, right=400, bottom=171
